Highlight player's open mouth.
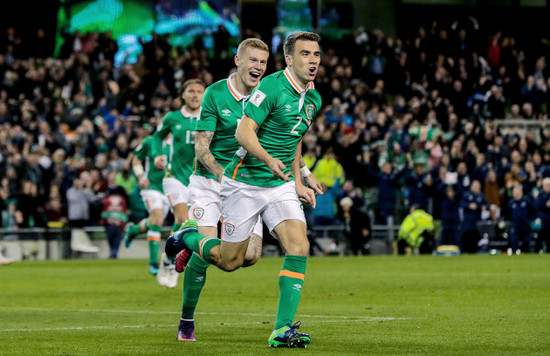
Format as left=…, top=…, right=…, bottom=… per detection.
left=308, top=67, right=317, bottom=75
left=249, top=72, right=261, bottom=79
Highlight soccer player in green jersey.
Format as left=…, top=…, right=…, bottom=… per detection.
left=176, top=38, right=270, bottom=341
left=153, top=79, right=205, bottom=287
left=125, top=134, right=171, bottom=278
left=167, top=32, right=322, bottom=348
left=124, top=136, right=170, bottom=276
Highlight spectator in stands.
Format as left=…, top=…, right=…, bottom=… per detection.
left=460, top=180, right=488, bottom=253
left=339, top=197, right=371, bottom=255
left=456, top=161, right=472, bottom=199
left=506, top=185, right=535, bottom=254
left=115, top=167, right=136, bottom=195
left=535, top=177, right=550, bottom=253
left=66, top=174, right=96, bottom=228
left=336, top=179, right=365, bottom=214
left=312, top=181, right=342, bottom=226
left=101, top=171, right=129, bottom=259
left=362, top=150, right=407, bottom=224
left=312, top=147, right=345, bottom=188
left=406, top=161, right=432, bottom=211
left=483, top=170, right=501, bottom=207
left=18, top=148, right=46, bottom=227
left=440, top=185, right=460, bottom=246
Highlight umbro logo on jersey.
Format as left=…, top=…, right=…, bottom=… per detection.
left=195, top=276, right=205, bottom=282
left=293, top=284, right=302, bottom=291
left=222, top=109, right=231, bottom=116
left=193, top=208, right=204, bottom=219
left=224, top=223, right=235, bottom=236
left=285, top=104, right=292, bottom=112
left=176, top=124, right=182, bottom=130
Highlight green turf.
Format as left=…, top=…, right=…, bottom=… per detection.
left=1, top=255, right=549, bottom=355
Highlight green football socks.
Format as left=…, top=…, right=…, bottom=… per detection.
left=275, top=255, right=307, bottom=329
left=147, top=224, right=162, bottom=265
left=129, top=218, right=149, bottom=238
left=181, top=253, right=211, bottom=319
left=180, top=230, right=220, bottom=263
left=171, top=222, right=181, bottom=235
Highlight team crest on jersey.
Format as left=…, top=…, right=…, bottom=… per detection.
left=250, top=90, right=266, bottom=107
left=305, top=104, right=315, bottom=122
left=193, top=207, right=204, bottom=219
left=222, top=109, right=232, bottom=116
left=224, top=223, right=235, bottom=236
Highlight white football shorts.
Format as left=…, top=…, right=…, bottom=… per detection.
left=162, top=177, right=190, bottom=208
left=140, top=189, right=170, bottom=218
left=220, top=177, right=305, bottom=243
left=189, top=175, right=263, bottom=237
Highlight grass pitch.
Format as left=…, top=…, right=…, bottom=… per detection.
left=1, top=254, right=549, bottom=355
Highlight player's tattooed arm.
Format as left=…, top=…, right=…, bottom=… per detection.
left=242, top=233, right=262, bottom=267
left=195, top=131, right=224, bottom=182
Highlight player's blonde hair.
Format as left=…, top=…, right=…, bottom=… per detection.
left=283, top=31, right=320, bottom=57
left=237, top=38, right=269, bottom=57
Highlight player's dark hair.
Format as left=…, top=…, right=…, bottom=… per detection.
left=283, top=31, right=320, bottom=57
left=179, top=78, right=205, bottom=97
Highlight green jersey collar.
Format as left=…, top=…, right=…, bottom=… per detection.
left=283, top=67, right=315, bottom=94
left=227, top=72, right=248, bottom=102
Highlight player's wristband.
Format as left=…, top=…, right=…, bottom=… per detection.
left=133, top=165, right=144, bottom=177
left=300, top=166, right=311, bottom=178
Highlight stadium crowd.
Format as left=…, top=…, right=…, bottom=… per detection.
left=1, top=17, right=550, bottom=254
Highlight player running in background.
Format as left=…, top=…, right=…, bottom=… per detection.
left=167, top=32, right=322, bottom=348
left=152, top=79, right=205, bottom=287
left=125, top=133, right=171, bottom=278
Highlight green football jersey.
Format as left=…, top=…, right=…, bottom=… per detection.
left=134, top=136, right=167, bottom=193
left=152, top=107, right=199, bottom=186
left=224, top=68, right=322, bottom=187
left=193, top=73, right=248, bottom=180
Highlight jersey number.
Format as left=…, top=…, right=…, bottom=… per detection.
left=290, top=116, right=302, bottom=136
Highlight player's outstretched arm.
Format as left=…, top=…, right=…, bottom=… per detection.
left=236, top=115, right=290, bottom=181
left=195, top=130, right=224, bottom=182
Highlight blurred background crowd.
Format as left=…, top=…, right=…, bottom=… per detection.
left=1, top=9, right=550, bottom=254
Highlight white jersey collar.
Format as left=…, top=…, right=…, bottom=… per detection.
left=181, top=105, right=201, bottom=118
left=283, top=67, right=314, bottom=94
left=227, top=72, right=247, bottom=101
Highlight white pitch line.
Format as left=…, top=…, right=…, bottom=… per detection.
left=0, top=319, right=401, bottom=333
left=0, top=324, right=174, bottom=332
left=0, top=306, right=408, bottom=320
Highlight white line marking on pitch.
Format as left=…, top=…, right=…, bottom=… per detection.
left=0, top=319, right=400, bottom=333
left=0, top=306, right=408, bottom=320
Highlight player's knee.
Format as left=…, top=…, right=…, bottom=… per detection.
left=289, top=240, right=309, bottom=257
left=219, top=261, right=241, bottom=272
left=149, top=213, right=163, bottom=226
left=219, top=255, right=244, bottom=272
